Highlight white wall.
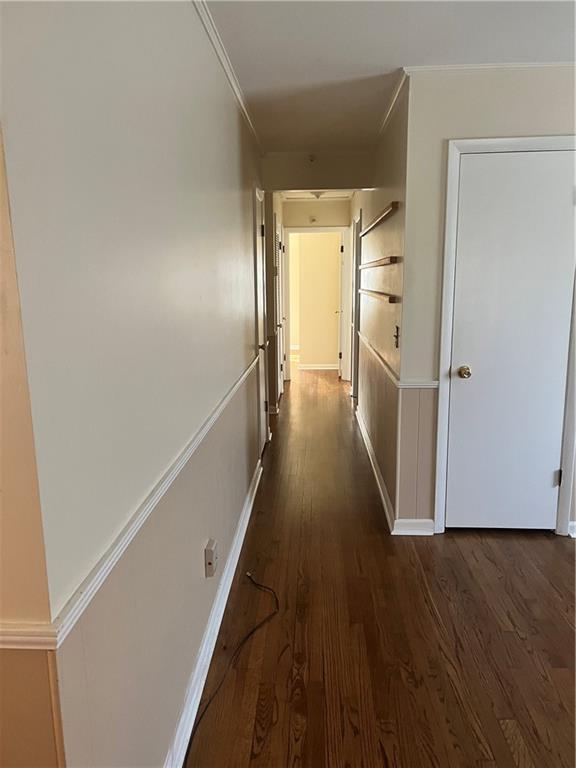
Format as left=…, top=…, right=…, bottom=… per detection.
left=2, top=3, right=260, bottom=618
left=352, top=80, right=409, bottom=517
left=262, top=151, right=373, bottom=191
left=402, top=65, right=576, bottom=381
left=283, top=199, right=351, bottom=228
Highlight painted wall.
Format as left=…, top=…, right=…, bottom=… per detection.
left=2, top=2, right=260, bottom=619
left=352, top=80, right=409, bottom=520
left=402, top=65, right=575, bottom=381
left=283, top=199, right=351, bottom=228
left=1, top=3, right=263, bottom=764
left=289, top=236, right=301, bottom=349
left=296, top=233, right=341, bottom=368
left=262, top=151, right=373, bottom=191
left=356, top=66, right=575, bottom=527
left=57, top=370, right=260, bottom=768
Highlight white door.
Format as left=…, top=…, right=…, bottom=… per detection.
left=273, top=217, right=284, bottom=398
left=446, top=150, right=574, bottom=528
left=339, top=230, right=352, bottom=382
left=255, top=191, right=269, bottom=454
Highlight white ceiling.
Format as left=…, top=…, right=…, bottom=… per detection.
left=208, top=1, right=574, bottom=152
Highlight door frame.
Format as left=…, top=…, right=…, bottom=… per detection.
left=283, top=226, right=351, bottom=376
left=435, top=135, right=576, bottom=534
left=254, top=187, right=270, bottom=450
left=350, top=214, right=362, bottom=402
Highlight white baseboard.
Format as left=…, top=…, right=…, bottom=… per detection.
left=568, top=521, right=576, bottom=538
left=298, top=363, right=339, bottom=371
left=355, top=410, right=395, bottom=534
left=356, top=410, right=434, bottom=537
left=165, top=460, right=263, bottom=768
left=392, top=519, right=435, bottom=536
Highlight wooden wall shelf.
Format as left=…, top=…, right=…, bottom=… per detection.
left=359, top=256, right=402, bottom=270
left=359, top=288, right=401, bottom=304
left=359, top=201, right=399, bottom=238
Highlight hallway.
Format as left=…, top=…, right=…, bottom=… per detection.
left=187, top=372, right=575, bottom=768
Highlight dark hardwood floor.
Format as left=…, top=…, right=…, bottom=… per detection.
left=186, top=371, right=575, bottom=768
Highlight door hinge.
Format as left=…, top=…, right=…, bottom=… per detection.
left=338, top=352, right=342, bottom=359
left=340, top=245, right=344, bottom=253
left=557, top=468, right=563, bottom=487
left=280, top=363, right=283, bottom=372
left=264, top=400, right=268, bottom=412
left=260, top=224, right=265, bottom=238
left=283, top=353, right=286, bottom=361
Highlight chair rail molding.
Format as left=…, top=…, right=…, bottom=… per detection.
left=0, top=357, right=260, bottom=650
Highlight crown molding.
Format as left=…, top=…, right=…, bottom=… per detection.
left=378, top=71, right=407, bottom=137
left=193, top=1, right=261, bottom=151
left=403, top=62, right=574, bottom=74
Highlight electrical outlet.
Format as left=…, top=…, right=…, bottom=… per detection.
left=204, top=539, right=218, bottom=578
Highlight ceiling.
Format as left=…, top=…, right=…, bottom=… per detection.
left=208, top=1, right=574, bottom=152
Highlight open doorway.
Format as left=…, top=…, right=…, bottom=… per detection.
left=265, top=190, right=355, bottom=412
left=286, top=231, right=342, bottom=374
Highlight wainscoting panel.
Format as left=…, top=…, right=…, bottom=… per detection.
left=397, top=387, right=437, bottom=520
left=57, top=367, right=260, bottom=767
left=358, top=340, right=399, bottom=512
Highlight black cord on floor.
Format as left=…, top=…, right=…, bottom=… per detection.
left=183, top=572, right=279, bottom=765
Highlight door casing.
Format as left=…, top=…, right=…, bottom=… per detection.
left=435, top=136, right=576, bottom=535
left=283, top=226, right=352, bottom=379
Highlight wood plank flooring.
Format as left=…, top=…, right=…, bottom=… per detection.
left=186, top=371, right=575, bottom=768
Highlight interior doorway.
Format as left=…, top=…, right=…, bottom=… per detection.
left=284, top=230, right=349, bottom=379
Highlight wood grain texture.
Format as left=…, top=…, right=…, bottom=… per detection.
left=186, top=371, right=575, bottom=768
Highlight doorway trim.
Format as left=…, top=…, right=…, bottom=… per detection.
left=435, top=135, right=576, bottom=534
left=283, top=226, right=352, bottom=379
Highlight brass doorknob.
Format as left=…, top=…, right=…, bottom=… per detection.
left=457, top=365, right=472, bottom=379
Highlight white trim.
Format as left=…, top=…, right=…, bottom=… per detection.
left=403, top=62, right=574, bottom=74
left=298, top=364, right=339, bottom=371
left=356, top=406, right=435, bottom=537
left=0, top=357, right=260, bottom=650
left=568, top=522, right=576, bottom=539
left=193, top=1, right=261, bottom=150
left=378, top=71, right=407, bottom=137
left=355, top=410, right=395, bottom=534
left=435, top=136, right=576, bottom=535
left=358, top=332, right=438, bottom=389
left=445, top=136, right=576, bottom=156
left=0, top=623, right=58, bottom=651
left=392, top=519, right=435, bottom=537
left=557, top=272, right=576, bottom=535
left=164, top=460, right=263, bottom=768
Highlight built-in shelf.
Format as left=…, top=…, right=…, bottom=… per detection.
left=359, top=288, right=401, bottom=304
left=359, top=201, right=399, bottom=238
left=359, top=256, right=402, bottom=269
